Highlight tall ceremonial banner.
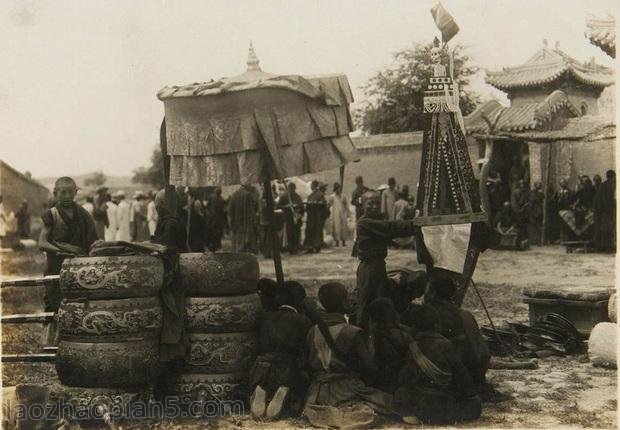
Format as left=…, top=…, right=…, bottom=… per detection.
left=415, top=3, right=488, bottom=303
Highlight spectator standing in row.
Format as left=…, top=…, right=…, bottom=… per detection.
left=327, top=182, right=350, bottom=247
left=16, top=200, right=30, bottom=239
left=528, top=182, right=544, bottom=246
left=351, top=176, right=369, bottom=221
left=104, top=193, right=118, bottom=241
left=133, top=192, right=150, bottom=241
left=304, top=180, right=327, bottom=253
left=92, top=186, right=109, bottom=240
left=593, top=170, right=616, bottom=253
left=381, top=177, right=398, bottom=220
left=228, top=184, right=259, bottom=254
left=206, top=187, right=227, bottom=251
left=278, top=182, right=304, bottom=255
left=116, top=191, right=132, bottom=242
left=147, top=191, right=158, bottom=239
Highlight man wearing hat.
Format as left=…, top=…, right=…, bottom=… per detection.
left=92, top=186, right=109, bottom=239
left=115, top=190, right=131, bottom=242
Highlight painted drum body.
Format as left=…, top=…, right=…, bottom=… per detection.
left=60, top=256, right=164, bottom=299
left=179, top=252, right=259, bottom=296
left=185, top=294, right=261, bottom=333
left=161, top=372, right=247, bottom=405
left=186, top=332, right=258, bottom=373
left=57, top=297, right=162, bottom=340
left=56, top=339, right=162, bottom=388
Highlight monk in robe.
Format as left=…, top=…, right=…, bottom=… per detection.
left=39, top=177, right=98, bottom=312
left=206, top=187, right=227, bottom=252
left=355, top=191, right=421, bottom=328
left=278, top=182, right=304, bottom=255
left=594, top=170, right=616, bottom=253
left=425, top=276, right=490, bottom=386
left=367, top=298, right=413, bottom=394
left=351, top=176, right=369, bottom=221
left=394, top=305, right=481, bottom=425
left=304, top=180, right=327, bottom=253
left=303, top=283, right=395, bottom=429
left=228, top=184, right=259, bottom=253
left=250, top=281, right=313, bottom=419
left=152, top=190, right=186, bottom=252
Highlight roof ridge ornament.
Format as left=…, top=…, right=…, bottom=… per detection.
left=247, top=41, right=261, bottom=72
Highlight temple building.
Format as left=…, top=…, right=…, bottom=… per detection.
left=465, top=40, right=615, bottom=203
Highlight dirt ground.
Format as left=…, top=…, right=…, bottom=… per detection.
left=1, top=245, right=617, bottom=428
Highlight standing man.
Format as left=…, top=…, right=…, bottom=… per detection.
left=146, top=191, right=158, bottom=240
left=39, top=177, right=98, bottom=311
left=206, top=187, right=227, bottom=251
left=133, top=192, right=151, bottom=242
left=304, top=180, right=327, bottom=253
left=555, top=179, right=573, bottom=243
left=92, top=186, right=109, bottom=240
left=594, top=170, right=616, bottom=253
left=528, top=182, right=544, bottom=246
left=277, top=182, right=304, bottom=255
left=115, top=191, right=131, bottom=242
left=228, top=184, right=259, bottom=253
left=355, top=191, right=421, bottom=328
left=16, top=200, right=31, bottom=239
left=351, top=176, right=369, bottom=221
left=104, top=193, right=118, bottom=241
left=381, top=177, right=398, bottom=220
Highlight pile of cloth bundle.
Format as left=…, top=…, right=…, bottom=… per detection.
left=161, top=252, right=261, bottom=405
left=54, top=252, right=261, bottom=418
left=56, top=255, right=164, bottom=414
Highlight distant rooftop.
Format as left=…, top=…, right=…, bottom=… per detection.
left=465, top=90, right=579, bottom=134
left=485, top=42, right=614, bottom=92
left=585, top=17, right=615, bottom=58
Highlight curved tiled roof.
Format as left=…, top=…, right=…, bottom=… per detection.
left=465, top=90, right=579, bottom=134
left=586, top=18, right=615, bottom=58
left=485, top=47, right=614, bottom=91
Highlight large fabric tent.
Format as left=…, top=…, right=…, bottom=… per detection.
left=157, top=45, right=359, bottom=186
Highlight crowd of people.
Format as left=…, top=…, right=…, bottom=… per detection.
left=247, top=190, right=489, bottom=427
left=227, top=175, right=416, bottom=257
left=36, top=177, right=488, bottom=426
left=487, top=170, right=616, bottom=252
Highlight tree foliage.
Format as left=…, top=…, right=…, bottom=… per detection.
left=83, top=170, right=107, bottom=188
left=355, top=42, right=481, bottom=134
left=132, top=146, right=165, bottom=188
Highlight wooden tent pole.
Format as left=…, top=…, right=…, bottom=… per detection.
left=263, top=181, right=284, bottom=288
left=542, top=143, right=552, bottom=245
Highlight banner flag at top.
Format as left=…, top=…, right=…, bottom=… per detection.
left=431, top=2, right=460, bottom=43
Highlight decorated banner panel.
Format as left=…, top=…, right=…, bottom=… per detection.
left=157, top=48, right=358, bottom=187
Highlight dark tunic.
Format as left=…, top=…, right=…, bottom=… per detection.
left=304, top=190, right=327, bottom=251
left=206, top=194, right=227, bottom=251
left=304, top=313, right=392, bottom=429
left=41, top=203, right=98, bottom=311
left=153, top=208, right=187, bottom=252
left=593, top=179, right=616, bottom=252
left=394, top=331, right=481, bottom=424
left=351, top=185, right=369, bottom=221
left=228, top=187, right=258, bottom=253
left=187, top=201, right=207, bottom=252
left=372, top=324, right=413, bottom=393
left=249, top=307, right=312, bottom=409
left=277, top=191, right=304, bottom=253
left=427, top=299, right=490, bottom=385
left=528, top=189, right=544, bottom=245
left=355, top=217, right=419, bottom=327
left=16, top=206, right=30, bottom=238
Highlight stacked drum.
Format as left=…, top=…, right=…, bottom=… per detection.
left=163, top=252, right=261, bottom=405
left=56, top=256, right=164, bottom=400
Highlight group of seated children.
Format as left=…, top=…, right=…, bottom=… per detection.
left=249, top=273, right=490, bottom=428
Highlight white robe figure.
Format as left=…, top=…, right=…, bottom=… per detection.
left=116, top=200, right=131, bottom=242
left=328, top=192, right=350, bottom=242
left=147, top=200, right=158, bottom=237
left=104, top=201, right=118, bottom=241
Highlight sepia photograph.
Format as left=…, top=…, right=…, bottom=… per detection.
left=0, top=0, right=617, bottom=428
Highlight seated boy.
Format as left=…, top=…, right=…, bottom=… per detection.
left=303, top=283, right=394, bottom=429
left=394, top=306, right=482, bottom=425
left=250, top=281, right=313, bottom=419
left=367, top=298, right=413, bottom=394
left=425, top=276, right=490, bottom=386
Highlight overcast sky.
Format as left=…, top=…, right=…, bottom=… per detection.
left=1, top=0, right=616, bottom=178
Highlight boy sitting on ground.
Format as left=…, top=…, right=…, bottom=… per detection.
left=250, top=281, right=313, bottom=419
left=394, top=305, right=482, bottom=425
